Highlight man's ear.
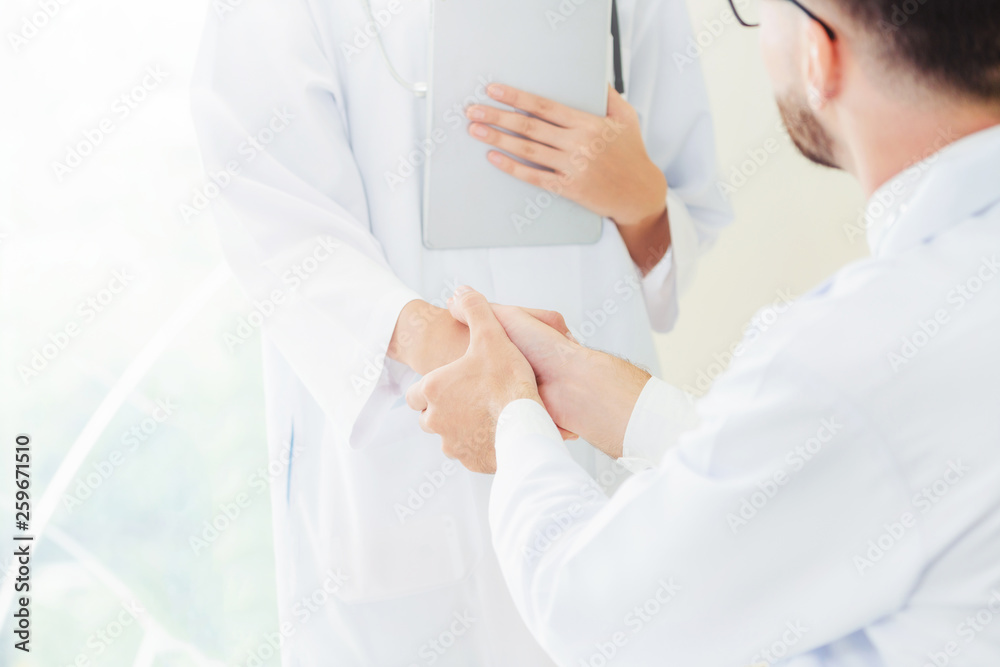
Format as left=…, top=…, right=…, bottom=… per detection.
left=803, top=19, right=839, bottom=110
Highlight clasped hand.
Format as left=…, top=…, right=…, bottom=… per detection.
left=405, top=287, right=650, bottom=474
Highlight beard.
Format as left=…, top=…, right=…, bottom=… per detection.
left=777, top=90, right=840, bottom=169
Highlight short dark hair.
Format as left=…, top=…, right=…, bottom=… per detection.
left=833, top=0, right=1000, bottom=102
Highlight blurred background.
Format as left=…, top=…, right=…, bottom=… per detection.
left=0, top=0, right=866, bottom=664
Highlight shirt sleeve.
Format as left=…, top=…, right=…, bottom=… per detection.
left=619, top=376, right=700, bottom=472
left=626, top=0, right=734, bottom=332
left=190, top=0, right=421, bottom=449
left=490, top=360, right=923, bottom=665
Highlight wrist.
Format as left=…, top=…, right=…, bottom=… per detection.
left=616, top=204, right=671, bottom=276
left=612, top=167, right=668, bottom=229
left=619, top=202, right=667, bottom=231
left=616, top=201, right=668, bottom=236
left=389, top=300, right=469, bottom=375
left=496, top=383, right=544, bottom=421
left=567, top=350, right=650, bottom=458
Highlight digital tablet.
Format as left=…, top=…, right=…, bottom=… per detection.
left=422, top=0, right=613, bottom=250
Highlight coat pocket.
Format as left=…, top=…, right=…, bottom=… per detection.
left=310, top=413, right=486, bottom=604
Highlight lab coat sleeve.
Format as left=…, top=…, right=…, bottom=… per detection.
left=190, top=0, right=421, bottom=448
left=490, top=360, right=923, bottom=665
left=627, top=0, right=733, bottom=332
left=618, top=377, right=700, bottom=471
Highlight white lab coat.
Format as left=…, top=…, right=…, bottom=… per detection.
left=191, top=0, right=730, bottom=664
left=490, top=125, right=1000, bottom=666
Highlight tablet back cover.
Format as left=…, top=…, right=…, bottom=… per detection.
left=423, top=0, right=611, bottom=249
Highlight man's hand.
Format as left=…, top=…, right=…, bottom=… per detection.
left=466, top=84, right=672, bottom=273
left=450, top=299, right=652, bottom=460
left=389, top=298, right=578, bottom=379
left=406, top=288, right=542, bottom=474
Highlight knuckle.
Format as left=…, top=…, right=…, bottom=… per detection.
left=405, top=387, right=421, bottom=410
left=422, top=375, right=441, bottom=400
left=459, top=289, right=480, bottom=307
left=424, top=411, right=438, bottom=431
left=497, top=155, right=516, bottom=173
left=475, top=124, right=494, bottom=141
left=419, top=412, right=434, bottom=434
left=518, top=115, right=536, bottom=136
left=527, top=170, right=547, bottom=188
left=549, top=173, right=570, bottom=194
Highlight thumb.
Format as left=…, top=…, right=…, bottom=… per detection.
left=606, top=86, right=632, bottom=120
left=492, top=304, right=574, bottom=363
left=453, top=286, right=504, bottom=344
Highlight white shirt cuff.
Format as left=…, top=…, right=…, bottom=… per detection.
left=639, top=188, right=695, bottom=332
left=620, top=377, right=700, bottom=471
left=496, top=399, right=563, bottom=449
left=641, top=246, right=674, bottom=293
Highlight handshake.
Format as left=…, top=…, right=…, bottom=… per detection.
left=404, top=286, right=652, bottom=473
